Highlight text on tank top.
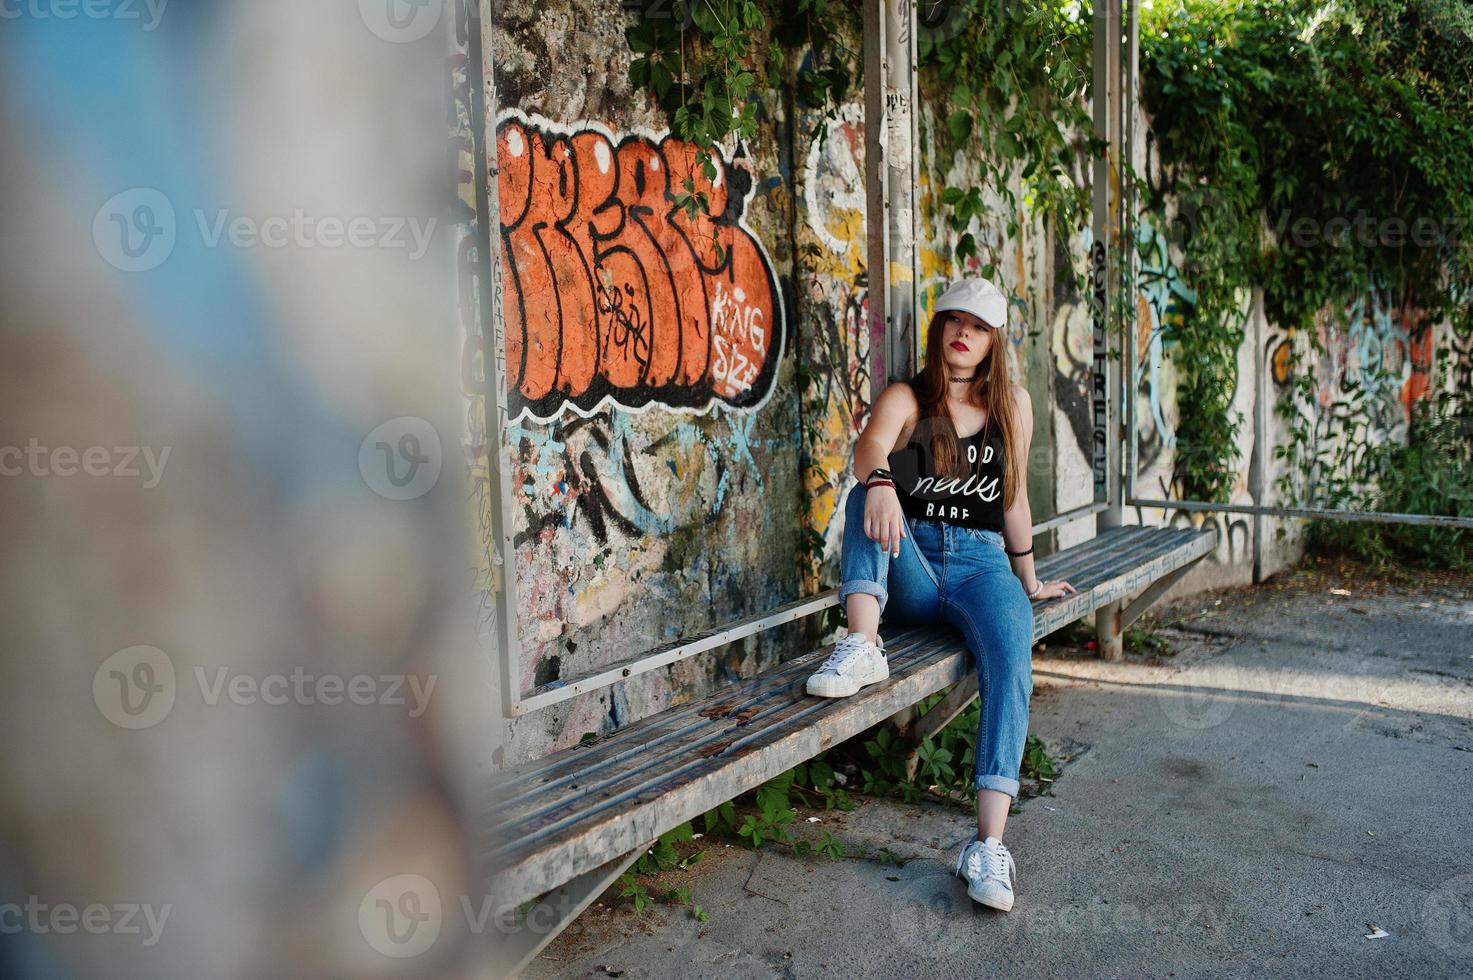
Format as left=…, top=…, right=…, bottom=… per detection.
left=886, top=421, right=1007, bottom=533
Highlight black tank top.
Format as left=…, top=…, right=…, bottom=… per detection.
left=886, top=411, right=1007, bottom=533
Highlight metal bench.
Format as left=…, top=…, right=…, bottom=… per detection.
left=480, top=523, right=1217, bottom=971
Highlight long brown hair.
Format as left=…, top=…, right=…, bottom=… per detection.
left=909, top=309, right=1024, bottom=512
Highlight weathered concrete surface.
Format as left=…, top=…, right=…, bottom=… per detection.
left=524, top=560, right=1473, bottom=978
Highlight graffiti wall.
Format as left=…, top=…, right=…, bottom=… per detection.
left=473, top=3, right=1473, bottom=765
left=795, top=87, right=872, bottom=588
left=1268, top=282, right=1458, bottom=511
left=483, top=1, right=801, bottom=765
left=1087, top=107, right=1470, bottom=572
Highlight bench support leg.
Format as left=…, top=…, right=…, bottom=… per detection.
left=900, top=679, right=981, bottom=782
left=495, top=841, right=653, bottom=977
left=1120, top=556, right=1203, bottom=630
left=1095, top=602, right=1123, bottom=660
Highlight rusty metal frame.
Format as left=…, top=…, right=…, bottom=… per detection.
left=514, top=592, right=841, bottom=715
left=862, top=0, right=920, bottom=387
left=1092, top=0, right=1127, bottom=659
left=491, top=842, right=652, bottom=977
left=474, top=0, right=525, bottom=720
left=1125, top=498, right=1473, bottom=530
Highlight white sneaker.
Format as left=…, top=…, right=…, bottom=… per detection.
left=804, top=632, right=888, bottom=698
left=954, top=836, right=1017, bottom=911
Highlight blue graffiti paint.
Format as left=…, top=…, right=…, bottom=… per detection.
left=1131, top=219, right=1199, bottom=448
left=508, top=421, right=568, bottom=483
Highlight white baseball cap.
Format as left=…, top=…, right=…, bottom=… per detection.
left=933, top=277, right=1007, bottom=329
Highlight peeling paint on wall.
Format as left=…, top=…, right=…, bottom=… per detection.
left=795, top=94, right=871, bottom=586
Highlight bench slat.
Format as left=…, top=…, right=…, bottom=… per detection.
left=484, top=630, right=964, bottom=842
left=483, top=621, right=942, bottom=819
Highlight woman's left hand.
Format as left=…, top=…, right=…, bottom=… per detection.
left=1027, top=579, right=1077, bottom=602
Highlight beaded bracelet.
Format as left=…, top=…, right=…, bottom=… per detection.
left=1004, top=545, right=1034, bottom=557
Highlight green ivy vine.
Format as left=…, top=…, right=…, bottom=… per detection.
left=1141, top=0, right=1473, bottom=505
left=920, top=1, right=1099, bottom=273
left=624, top=0, right=858, bottom=225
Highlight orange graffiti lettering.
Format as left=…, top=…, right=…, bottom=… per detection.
left=496, top=114, right=782, bottom=421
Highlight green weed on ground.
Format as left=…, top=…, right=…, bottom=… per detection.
left=612, top=697, right=1063, bottom=915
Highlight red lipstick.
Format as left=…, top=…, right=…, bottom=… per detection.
left=950, top=340, right=969, bottom=352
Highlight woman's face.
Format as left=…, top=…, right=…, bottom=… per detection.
left=938, top=310, right=994, bottom=375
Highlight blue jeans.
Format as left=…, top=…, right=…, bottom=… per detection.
left=837, top=481, right=1035, bottom=798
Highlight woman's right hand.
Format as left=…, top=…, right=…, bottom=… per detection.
left=864, top=484, right=906, bottom=558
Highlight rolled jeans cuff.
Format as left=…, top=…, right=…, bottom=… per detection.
left=974, top=773, right=1021, bottom=799
left=838, top=579, right=887, bottom=613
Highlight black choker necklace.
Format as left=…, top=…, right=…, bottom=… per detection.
left=948, top=375, right=977, bottom=383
